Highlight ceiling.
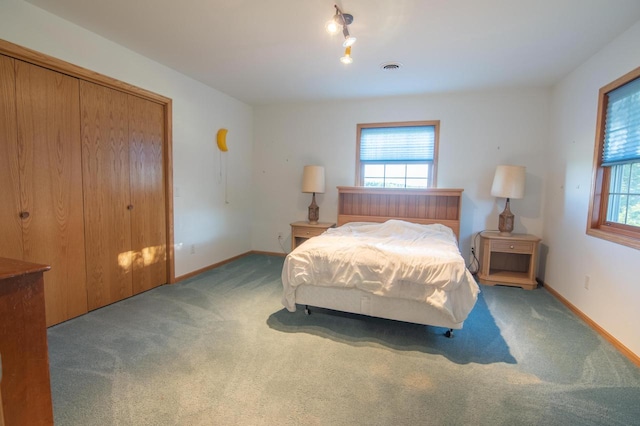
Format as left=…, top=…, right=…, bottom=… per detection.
left=25, top=0, right=640, bottom=106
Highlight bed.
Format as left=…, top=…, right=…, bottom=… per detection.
left=281, top=186, right=479, bottom=335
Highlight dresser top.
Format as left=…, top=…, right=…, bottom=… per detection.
left=0, top=258, right=51, bottom=280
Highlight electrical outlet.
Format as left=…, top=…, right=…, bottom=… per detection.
left=584, top=275, right=590, bottom=290
left=190, top=244, right=196, bottom=254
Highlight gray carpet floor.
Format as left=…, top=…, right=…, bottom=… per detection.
left=48, top=254, right=640, bottom=425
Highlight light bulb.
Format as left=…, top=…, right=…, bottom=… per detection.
left=326, top=19, right=339, bottom=34
left=340, top=46, right=353, bottom=64
left=343, top=35, right=357, bottom=47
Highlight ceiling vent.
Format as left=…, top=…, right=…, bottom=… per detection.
left=380, top=62, right=403, bottom=71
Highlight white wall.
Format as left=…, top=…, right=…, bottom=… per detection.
left=252, top=89, right=550, bottom=260
left=545, top=20, right=640, bottom=356
left=0, top=0, right=254, bottom=277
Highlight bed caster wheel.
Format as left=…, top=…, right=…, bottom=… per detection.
left=304, top=306, right=310, bottom=315
left=445, top=329, right=453, bottom=338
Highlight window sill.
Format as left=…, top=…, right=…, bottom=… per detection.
left=586, top=227, right=640, bottom=251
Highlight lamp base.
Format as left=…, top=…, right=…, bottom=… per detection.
left=308, top=192, right=319, bottom=225
left=498, top=198, right=515, bottom=236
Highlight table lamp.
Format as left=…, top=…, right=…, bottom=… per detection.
left=302, top=165, right=325, bottom=224
left=491, top=165, right=525, bottom=235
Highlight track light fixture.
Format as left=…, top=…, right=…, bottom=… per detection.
left=326, top=4, right=356, bottom=63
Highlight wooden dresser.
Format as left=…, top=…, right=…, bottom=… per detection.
left=0, top=258, right=53, bottom=425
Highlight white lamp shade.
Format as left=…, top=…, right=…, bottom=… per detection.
left=491, top=165, right=526, bottom=199
left=302, top=165, right=325, bottom=193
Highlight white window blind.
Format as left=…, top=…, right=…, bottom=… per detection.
left=602, top=76, right=640, bottom=166
left=360, top=126, right=435, bottom=162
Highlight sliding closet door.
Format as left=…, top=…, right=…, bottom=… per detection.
left=80, top=81, right=133, bottom=310
left=0, top=55, right=22, bottom=260
left=15, top=60, right=88, bottom=326
left=128, top=95, right=167, bottom=294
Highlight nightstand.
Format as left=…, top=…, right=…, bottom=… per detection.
left=477, top=231, right=541, bottom=290
left=290, top=221, right=336, bottom=251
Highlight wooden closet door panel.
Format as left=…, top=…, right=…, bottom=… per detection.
left=80, top=81, right=133, bottom=310
left=0, top=55, right=23, bottom=260
left=15, top=60, right=88, bottom=326
left=128, top=95, right=166, bottom=294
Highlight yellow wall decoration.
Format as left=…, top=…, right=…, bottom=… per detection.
left=216, top=128, right=230, bottom=203
left=217, top=128, right=228, bottom=152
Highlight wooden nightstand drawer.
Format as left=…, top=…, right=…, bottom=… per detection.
left=491, top=240, right=534, bottom=254
left=292, top=226, right=326, bottom=238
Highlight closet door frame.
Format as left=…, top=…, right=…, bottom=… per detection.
left=0, top=39, right=176, bottom=284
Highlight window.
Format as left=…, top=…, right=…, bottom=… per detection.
left=588, top=66, right=640, bottom=250
left=356, top=121, right=439, bottom=188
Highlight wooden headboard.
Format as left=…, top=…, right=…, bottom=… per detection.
left=337, top=186, right=464, bottom=240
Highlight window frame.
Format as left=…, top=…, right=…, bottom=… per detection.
left=355, top=120, right=440, bottom=188
left=587, top=66, right=640, bottom=250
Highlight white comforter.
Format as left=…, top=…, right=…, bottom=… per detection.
left=281, top=220, right=479, bottom=324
